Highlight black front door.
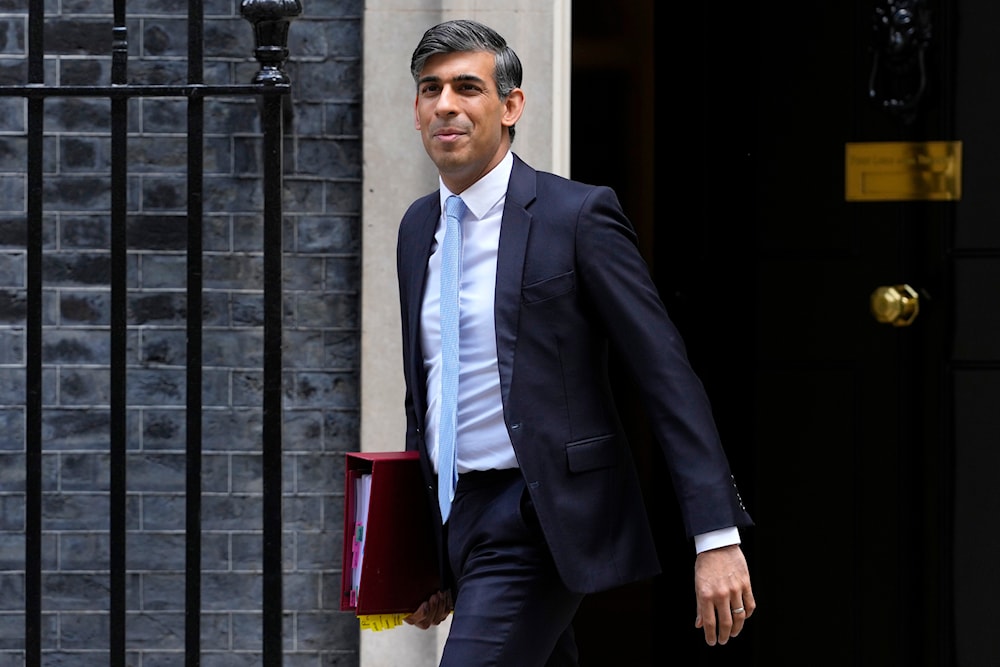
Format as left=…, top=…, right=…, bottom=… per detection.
left=574, top=1, right=999, bottom=665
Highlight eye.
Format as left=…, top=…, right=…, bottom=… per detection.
left=419, top=83, right=441, bottom=96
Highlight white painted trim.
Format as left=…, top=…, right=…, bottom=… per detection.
left=360, top=3, right=573, bottom=664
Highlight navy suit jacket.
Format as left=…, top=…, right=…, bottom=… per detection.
left=396, top=154, right=752, bottom=594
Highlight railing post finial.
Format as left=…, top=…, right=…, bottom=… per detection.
left=241, top=0, right=303, bottom=85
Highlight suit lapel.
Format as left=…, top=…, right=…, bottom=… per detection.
left=495, top=155, right=537, bottom=404
left=403, top=195, right=441, bottom=424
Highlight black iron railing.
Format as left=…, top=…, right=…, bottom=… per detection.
left=0, top=1, right=301, bottom=665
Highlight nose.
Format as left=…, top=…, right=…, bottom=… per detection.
left=435, top=85, right=459, bottom=116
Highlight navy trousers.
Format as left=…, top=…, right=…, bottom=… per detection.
left=440, top=469, right=584, bottom=667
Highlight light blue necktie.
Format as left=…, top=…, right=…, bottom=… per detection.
left=438, top=195, right=465, bottom=523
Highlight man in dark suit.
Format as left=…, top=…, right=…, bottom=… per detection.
left=398, top=19, right=755, bottom=666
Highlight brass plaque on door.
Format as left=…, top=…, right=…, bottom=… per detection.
left=845, top=141, right=962, bottom=201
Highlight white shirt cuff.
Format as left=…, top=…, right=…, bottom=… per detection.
left=694, top=526, right=741, bottom=554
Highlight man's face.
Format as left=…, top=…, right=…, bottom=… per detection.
left=414, top=50, right=524, bottom=194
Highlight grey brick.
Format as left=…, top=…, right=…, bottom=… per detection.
left=59, top=532, right=110, bottom=570
left=200, top=532, right=230, bottom=572
left=0, top=612, right=24, bottom=650
left=284, top=180, right=326, bottom=214
left=44, top=18, right=108, bottom=56
left=61, top=136, right=110, bottom=171
left=0, top=411, right=21, bottom=451
left=130, top=59, right=189, bottom=86
left=143, top=19, right=188, bottom=57
left=294, top=294, right=356, bottom=329
left=60, top=291, right=111, bottom=325
left=44, top=99, right=111, bottom=132
left=200, top=611, right=232, bottom=650
left=0, top=60, right=27, bottom=91
left=59, top=214, right=111, bottom=250
left=41, top=409, right=111, bottom=450
left=140, top=572, right=186, bottom=610
left=229, top=453, right=262, bottom=494
left=231, top=293, right=265, bottom=326
left=0, top=137, right=26, bottom=171
left=202, top=409, right=262, bottom=449
left=202, top=650, right=262, bottom=667
left=0, top=650, right=25, bottom=667
left=296, top=216, right=358, bottom=254
left=229, top=533, right=262, bottom=571
left=42, top=493, right=108, bottom=530
left=41, top=573, right=108, bottom=610
left=202, top=495, right=262, bottom=531
left=204, top=18, right=255, bottom=59
left=58, top=368, right=111, bottom=405
left=283, top=572, right=320, bottom=610
left=293, top=454, right=339, bottom=497
left=59, top=611, right=110, bottom=649
left=283, top=257, right=324, bottom=292
left=282, top=411, right=322, bottom=451
left=296, top=140, right=361, bottom=180
left=59, top=451, right=111, bottom=491
left=60, top=58, right=108, bottom=86
left=140, top=652, right=186, bottom=667
left=42, top=253, right=111, bottom=286
left=230, top=371, right=263, bottom=407
left=282, top=330, right=324, bottom=369
left=0, top=176, right=24, bottom=215
left=282, top=496, right=323, bottom=532
left=140, top=409, right=184, bottom=449
left=230, top=611, right=262, bottom=649
left=126, top=611, right=184, bottom=649
left=322, top=411, right=359, bottom=452
left=43, top=329, right=111, bottom=364
left=126, top=533, right=185, bottom=570
left=127, top=453, right=185, bottom=492
left=203, top=572, right=261, bottom=611
left=0, top=530, right=23, bottom=568
left=139, top=329, right=186, bottom=366
left=321, top=497, right=346, bottom=534
left=204, top=330, right=263, bottom=367
left=0, top=573, right=21, bottom=611
left=140, top=494, right=185, bottom=530
left=294, top=532, right=339, bottom=571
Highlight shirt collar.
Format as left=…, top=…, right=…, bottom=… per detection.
left=439, top=151, right=513, bottom=220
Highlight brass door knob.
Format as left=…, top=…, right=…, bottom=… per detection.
left=870, top=284, right=920, bottom=326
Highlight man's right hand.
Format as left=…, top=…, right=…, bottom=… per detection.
left=403, top=590, right=453, bottom=629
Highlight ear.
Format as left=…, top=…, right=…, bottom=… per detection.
left=501, top=88, right=525, bottom=129
left=414, top=94, right=421, bottom=130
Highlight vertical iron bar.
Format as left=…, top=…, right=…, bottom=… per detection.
left=261, top=90, right=284, bottom=667
left=185, top=1, right=205, bottom=665
left=238, top=4, right=300, bottom=662
left=24, top=0, right=45, bottom=665
left=109, top=2, right=129, bottom=665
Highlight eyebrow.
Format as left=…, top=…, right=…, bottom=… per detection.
left=417, top=73, right=489, bottom=87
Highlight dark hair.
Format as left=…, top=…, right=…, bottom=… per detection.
left=411, top=19, right=523, bottom=143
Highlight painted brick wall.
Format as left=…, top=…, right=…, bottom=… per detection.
left=0, top=1, right=362, bottom=665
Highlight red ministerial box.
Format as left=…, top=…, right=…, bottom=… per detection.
left=340, top=451, right=440, bottom=616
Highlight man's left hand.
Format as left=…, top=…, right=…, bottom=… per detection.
left=693, top=544, right=755, bottom=646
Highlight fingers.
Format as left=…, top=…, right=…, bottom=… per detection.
left=403, top=590, right=453, bottom=630
left=402, top=599, right=433, bottom=629
left=693, top=545, right=755, bottom=646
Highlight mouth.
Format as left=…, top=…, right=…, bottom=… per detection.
left=433, top=127, right=466, bottom=143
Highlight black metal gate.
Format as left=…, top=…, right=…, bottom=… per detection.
left=1, top=1, right=300, bottom=664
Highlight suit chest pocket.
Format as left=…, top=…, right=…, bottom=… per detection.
left=565, top=434, right=617, bottom=472
left=522, top=270, right=575, bottom=304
